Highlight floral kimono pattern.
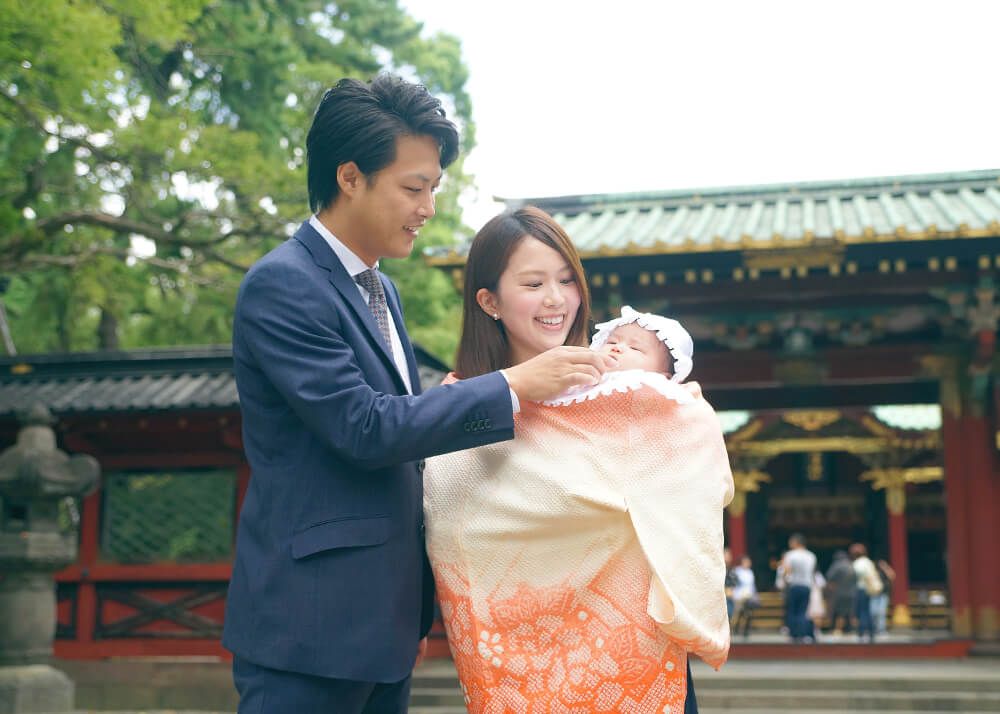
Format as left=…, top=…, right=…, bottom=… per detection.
left=425, top=377, right=734, bottom=713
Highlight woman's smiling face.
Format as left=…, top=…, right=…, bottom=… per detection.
left=484, top=236, right=582, bottom=365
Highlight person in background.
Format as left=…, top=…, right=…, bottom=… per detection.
left=825, top=549, right=857, bottom=636
left=781, top=533, right=817, bottom=642
left=772, top=556, right=789, bottom=637
left=807, top=570, right=827, bottom=640
left=850, top=543, right=882, bottom=643
left=731, top=555, right=759, bottom=639
left=872, top=559, right=896, bottom=636
left=724, top=547, right=737, bottom=622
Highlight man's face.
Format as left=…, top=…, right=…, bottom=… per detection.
left=598, top=323, right=671, bottom=373
left=350, top=134, right=442, bottom=265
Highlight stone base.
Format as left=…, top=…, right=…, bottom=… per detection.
left=970, top=641, right=1000, bottom=657
left=0, top=665, right=74, bottom=713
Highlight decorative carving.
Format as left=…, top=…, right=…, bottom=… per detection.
left=742, top=247, right=844, bottom=271
left=783, top=410, right=842, bottom=432
left=727, top=419, right=765, bottom=444
left=774, top=359, right=829, bottom=385
left=728, top=470, right=772, bottom=517
left=806, top=452, right=825, bottom=481
left=860, top=467, right=944, bottom=515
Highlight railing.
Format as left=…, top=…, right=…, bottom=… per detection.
left=55, top=465, right=247, bottom=659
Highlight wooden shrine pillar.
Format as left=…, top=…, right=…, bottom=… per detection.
left=726, top=505, right=747, bottom=561
left=885, top=480, right=912, bottom=627
left=861, top=467, right=944, bottom=628
left=937, top=358, right=1000, bottom=641
left=727, top=470, right=770, bottom=560
left=962, top=383, right=1000, bottom=641
left=940, top=367, right=974, bottom=637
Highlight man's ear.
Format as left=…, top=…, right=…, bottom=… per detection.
left=337, top=161, right=363, bottom=197
left=475, top=288, right=499, bottom=319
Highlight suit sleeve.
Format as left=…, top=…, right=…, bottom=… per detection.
left=234, top=261, right=515, bottom=470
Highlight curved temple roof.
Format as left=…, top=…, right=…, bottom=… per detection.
left=427, top=170, right=1000, bottom=264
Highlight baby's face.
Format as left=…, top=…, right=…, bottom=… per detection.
left=598, top=323, right=672, bottom=374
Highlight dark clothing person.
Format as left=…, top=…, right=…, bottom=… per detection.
left=786, top=584, right=813, bottom=640
left=686, top=661, right=699, bottom=713
left=826, top=551, right=857, bottom=633
left=724, top=567, right=738, bottom=620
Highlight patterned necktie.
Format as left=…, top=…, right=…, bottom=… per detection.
left=354, top=269, right=393, bottom=350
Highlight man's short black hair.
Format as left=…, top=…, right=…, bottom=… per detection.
left=306, top=74, right=460, bottom=212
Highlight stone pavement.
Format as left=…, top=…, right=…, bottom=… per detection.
left=56, top=655, right=1000, bottom=713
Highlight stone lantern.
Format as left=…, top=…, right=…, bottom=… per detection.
left=0, top=404, right=99, bottom=713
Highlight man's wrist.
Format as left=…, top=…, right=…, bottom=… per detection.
left=498, top=369, right=521, bottom=414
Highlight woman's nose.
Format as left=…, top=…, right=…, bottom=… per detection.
left=543, top=283, right=565, bottom=306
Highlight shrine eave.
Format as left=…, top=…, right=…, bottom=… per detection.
left=427, top=169, right=1000, bottom=267
left=0, top=344, right=450, bottom=417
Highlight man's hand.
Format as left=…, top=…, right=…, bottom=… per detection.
left=502, top=346, right=616, bottom=402
left=414, top=637, right=428, bottom=668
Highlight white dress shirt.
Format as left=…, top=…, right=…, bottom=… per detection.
left=309, top=215, right=518, bottom=412
left=309, top=216, right=413, bottom=394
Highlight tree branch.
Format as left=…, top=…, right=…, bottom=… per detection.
left=34, top=210, right=240, bottom=248
left=0, top=87, right=118, bottom=164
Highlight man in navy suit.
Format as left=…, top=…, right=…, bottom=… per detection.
left=222, top=75, right=610, bottom=713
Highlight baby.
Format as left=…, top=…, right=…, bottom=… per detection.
left=543, top=305, right=695, bottom=406
left=591, top=305, right=693, bottom=381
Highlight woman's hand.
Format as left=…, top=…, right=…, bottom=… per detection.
left=501, top=346, right=616, bottom=402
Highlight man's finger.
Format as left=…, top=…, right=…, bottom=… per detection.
left=562, top=369, right=601, bottom=388
left=569, top=350, right=614, bottom=371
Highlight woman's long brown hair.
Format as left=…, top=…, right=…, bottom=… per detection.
left=454, top=206, right=591, bottom=378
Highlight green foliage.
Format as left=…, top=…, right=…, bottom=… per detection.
left=1, top=0, right=470, bottom=359
left=102, top=470, right=236, bottom=563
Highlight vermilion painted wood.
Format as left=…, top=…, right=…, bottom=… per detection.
left=56, top=563, right=232, bottom=582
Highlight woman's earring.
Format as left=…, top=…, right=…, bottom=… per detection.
left=492, top=313, right=499, bottom=321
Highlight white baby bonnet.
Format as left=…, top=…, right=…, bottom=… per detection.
left=591, top=305, right=694, bottom=383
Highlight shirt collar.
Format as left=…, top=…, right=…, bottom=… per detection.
left=309, top=215, right=378, bottom=277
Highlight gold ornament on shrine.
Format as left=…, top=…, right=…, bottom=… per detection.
left=860, top=466, right=944, bottom=515
left=728, top=470, right=772, bottom=517
left=783, top=409, right=842, bottom=432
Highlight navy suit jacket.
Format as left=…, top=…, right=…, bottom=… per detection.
left=222, top=221, right=515, bottom=683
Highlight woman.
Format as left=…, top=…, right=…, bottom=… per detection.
left=425, top=206, right=732, bottom=712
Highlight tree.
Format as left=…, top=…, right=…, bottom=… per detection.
left=1, top=0, right=470, bottom=360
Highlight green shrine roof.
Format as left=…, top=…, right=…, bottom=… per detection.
left=428, top=169, right=1000, bottom=264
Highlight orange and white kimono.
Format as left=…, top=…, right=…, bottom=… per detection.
left=424, top=372, right=734, bottom=714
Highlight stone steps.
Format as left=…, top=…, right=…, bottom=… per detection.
left=58, top=657, right=1000, bottom=713
left=409, top=660, right=1000, bottom=712
left=410, top=687, right=1000, bottom=711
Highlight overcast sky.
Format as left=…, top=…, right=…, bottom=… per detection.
left=399, top=0, right=1000, bottom=229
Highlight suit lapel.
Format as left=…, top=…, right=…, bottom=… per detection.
left=293, top=222, right=406, bottom=393
left=382, top=276, right=422, bottom=395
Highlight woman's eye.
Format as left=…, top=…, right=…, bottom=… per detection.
left=524, top=282, right=542, bottom=288
left=406, top=187, right=422, bottom=193
left=560, top=277, right=576, bottom=284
